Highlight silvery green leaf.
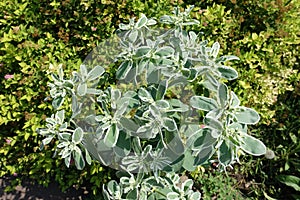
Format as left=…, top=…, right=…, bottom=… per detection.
left=135, top=13, right=147, bottom=29
left=216, top=55, right=240, bottom=63
left=202, top=73, right=219, bottom=91
left=168, top=99, right=189, bottom=112
left=74, top=150, right=85, bottom=170
left=189, top=192, right=201, bottom=200
left=218, top=83, right=228, bottom=107
left=210, top=42, right=220, bottom=59
left=128, top=29, right=138, bottom=43
left=107, top=180, right=120, bottom=196
left=71, top=94, right=78, bottom=113
left=119, top=117, right=139, bottom=132
left=58, top=132, right=71, bottom=140
left=114, top=131, right=131, bottom=157
left=121, top=155, right=139, bottom=166
left=230, top=91, right=240, bottom=108
left=190, top=96, right=218, bottom=111
left=42, top=136, right=53, bottom=145
left=104, top=123, right=119, bottom=147
left=138, top=87, right=153, bottom=103
left=149, top=104, right=161, bottom=118
left=182, top=19, right=200, bottom=25
left=63, top=80, right=73, bottom=88
left=193, top=129, right=217, bottom=151
left=85, top=148, right=92, bottom=165
left=51, top=73, right=60, bottom=82
left=60, top=147, right=71, bottom=158
left=55, top=109, right=65, bottom=124
left=155, top=46, right=174, bottom=57
left=86, top=88, right=102, bottom=95
left=238, top=133, right=266, bottom=156
left=217, top=65, right=238, bottom=80
left=206, top=108, right=223, bottom=119
left=160, top=15, right=174, bottom=24
left=155, top=100, right=170, bottom=109
left=234, top=106, right=260, bottom=124
left=136, top=46, right=151, bottom=58
left=218, top=140, right=233, bottom=166
left=87, top=65, right=105, bottom=81
left=182, top=179, right=193, bottom=191
left=52, top=96, right=64, bottom=109
left=195, top=145, right=214, bottom=165
left=119, top=23, right=130, bottom=30
left=136, top=123, right=152, bottom=134
left=114, top=101, right=129, bottom=117
left=162, top=117, right=177, bottom=131
left=147, top=68, right=160, bottom=84
left=147, top=18, right=157, bottom=26
left=156, top=80, right=168, bottom=100
left=182, top=150, right=196, bottom=171
left=58, top=65, right=64, bottom=80
left=57, top=141, right=69, bottom=148
left=111, top=89, right=121, bottom=109
left=77, top=83, right=87, bottom=96
left=228, top=123, right=247, bottom=133
left=116, top=60, right=132, bottom=79
left=72, top=127, right=84, bottom=144
left=80, top=64, right=88, bottom=77
left=63, top=154, right=71, bottom=168
left=126, top=188, right=138, bottom=200
left=167, top=192, right=180, bottom=200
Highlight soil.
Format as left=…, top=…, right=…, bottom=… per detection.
left=0, top=176, right=91, bottom=200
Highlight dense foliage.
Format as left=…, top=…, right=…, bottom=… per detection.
left=0, top=0, right=299, bottom=199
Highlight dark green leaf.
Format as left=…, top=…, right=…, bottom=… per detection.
left=277, top=175, right=300, bottom=191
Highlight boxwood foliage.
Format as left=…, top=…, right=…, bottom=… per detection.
left=0, top=0, right=299, bottom=198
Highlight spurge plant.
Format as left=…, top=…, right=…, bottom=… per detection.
left=38, top=6, right=266, bottom=199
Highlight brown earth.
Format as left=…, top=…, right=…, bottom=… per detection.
left=0, top=176, right=91, bottom=200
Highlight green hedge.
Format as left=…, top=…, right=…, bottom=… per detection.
left=0, top=0, right=299, bottom=198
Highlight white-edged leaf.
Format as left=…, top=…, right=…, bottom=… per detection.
left=230, top=91, right=240, bottom=107
left=73, top=150, right=85, bottom=170
left=42, top=136, right=53, bottom=145
left=239, top=133, right=266, bottom=156
left=136, top=13, right=147, bottom=29
left=77, top=83, right=87, bottom=96
left=217, top=65, right=238, bottom=80
left=80, top=64, right=88, bottom=77
left=72, top=127, right=84, bottom=144
left=218, top=83, right=228, bottom=107
left=190, top=96, right=218, bottom=111
left=104, top=123, right=119, bottom=147
left=138, top=87, right=153, bottom=102
left=156, top=80, right=168, bottom=100
left=235, top=106, right=260, bottom=124
left=87, top=65, right=105, bottom=81
left=116, top=60, right=132, bottom=79
left=211, top=42, right=220, bottom=58
left=85, top=148, right=92, bottom=165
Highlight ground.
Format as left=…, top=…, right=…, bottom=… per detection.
left=0, top=176, right=90, bottom=200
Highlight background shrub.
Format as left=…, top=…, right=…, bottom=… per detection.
left=0, top=0, right=299, bottom=198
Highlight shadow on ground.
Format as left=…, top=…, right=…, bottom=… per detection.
left=0, top=176, right=91, bottom=200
